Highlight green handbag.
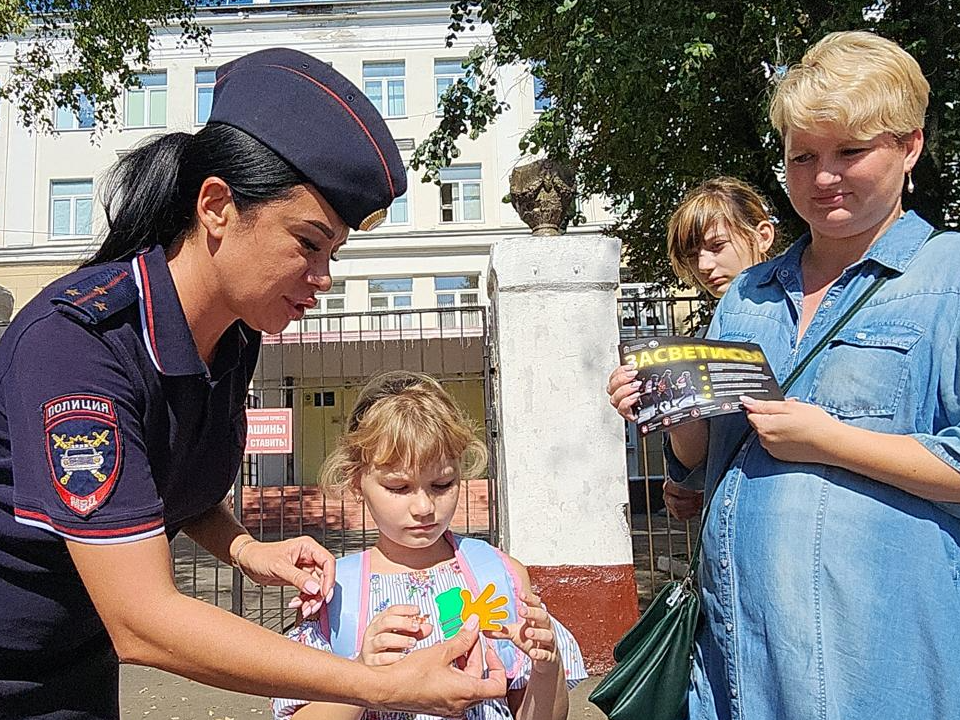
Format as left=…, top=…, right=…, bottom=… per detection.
left=588, top=574, right=700, bottom=719
left=589, top=268, right=896, bottom=720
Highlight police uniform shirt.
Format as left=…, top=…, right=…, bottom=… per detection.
left=0, top=245, right=260, bottom=717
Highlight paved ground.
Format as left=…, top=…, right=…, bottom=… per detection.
left=120, top=665, right=604, bottom=720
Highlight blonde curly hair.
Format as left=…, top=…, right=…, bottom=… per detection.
left=319, top=371, right=488, bottom=497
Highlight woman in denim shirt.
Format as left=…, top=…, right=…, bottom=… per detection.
left=611, top=31, right=960, bottom=720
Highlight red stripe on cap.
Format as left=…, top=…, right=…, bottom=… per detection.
left=15, top=508, right=165, bottom=538
left=137, top=254, right=164, bottom=373
left=266, top=65, right=396, bottom=200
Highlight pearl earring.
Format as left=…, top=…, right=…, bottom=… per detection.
left=906, top=171, right=915, bottom=194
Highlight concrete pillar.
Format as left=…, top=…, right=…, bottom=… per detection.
left=487, top=233, right=638, bottom=672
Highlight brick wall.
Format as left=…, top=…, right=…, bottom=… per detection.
left=238, top=482, right=490, bottom=536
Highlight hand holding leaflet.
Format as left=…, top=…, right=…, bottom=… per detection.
left=620, top=336, right=783, bottom=435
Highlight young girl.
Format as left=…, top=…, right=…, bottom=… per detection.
left=273, top=371, right=586, bottom=720
left=665, top=176, right=776, bottom=299
left=609, top=176, right=776, bottom=520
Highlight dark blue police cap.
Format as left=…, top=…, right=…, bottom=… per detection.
left=209, top=48, right=406, bottom=231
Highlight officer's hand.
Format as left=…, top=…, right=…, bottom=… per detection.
left=371, top=617, right=506, bottom=715
left=236, top=536, right=335, bottom=618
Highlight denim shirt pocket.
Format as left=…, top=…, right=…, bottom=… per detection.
left=810, top=321, right=924, bottom=418
left=718, top=330, right=757, bottom=343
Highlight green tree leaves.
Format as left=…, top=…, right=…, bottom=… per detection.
left=416, top=0, right=960, bottom=288
left=0, top=0, right=211, bottom=132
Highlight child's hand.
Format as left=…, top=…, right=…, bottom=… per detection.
left=360, top=604, right=433, bottom=667
left=485, top=591, right=559, bottom=671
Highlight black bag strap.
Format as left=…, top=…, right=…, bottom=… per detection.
left=684, top=228, right=943, bottom=578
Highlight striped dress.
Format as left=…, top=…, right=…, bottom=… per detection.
left=273, top=556, right=587, bottom=720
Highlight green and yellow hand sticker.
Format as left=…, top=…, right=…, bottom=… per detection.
left=435, top=583, right=509, bottom=638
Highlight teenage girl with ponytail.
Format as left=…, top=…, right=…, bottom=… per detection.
left=0, top=49, right=505, bottom=720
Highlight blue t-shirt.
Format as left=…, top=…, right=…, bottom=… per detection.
left=0, top=245, right=260, bottom=719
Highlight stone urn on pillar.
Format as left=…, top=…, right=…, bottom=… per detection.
left=509, top=158, right=576, bottom=236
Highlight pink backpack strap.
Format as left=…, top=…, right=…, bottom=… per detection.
left=493, top=546, right=526, bottom=610
left=355, top=549, right=372, bottom=655
left=444, top=531, right=525, bottom=679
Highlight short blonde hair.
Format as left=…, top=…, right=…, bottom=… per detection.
left=666, top=177, right=774, bottom=291
left=319, top=371, right=488, bottom=497
left=769, top=31, right=929, bottom=140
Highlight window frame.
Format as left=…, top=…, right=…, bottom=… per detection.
left=434, top=275, right=481, bottom=329
left=195, top=68, right=217, bottom=126
left=302, top=280, right=346, bottom=334
left=53, top=89, right=95, bottom=131
left=49, top=179, right=95, bottom=239
left=362, top=60, right=406, bottom=119
left=368, top=277, right=413, bottom=330
left=384, top=192, right=410, bottom=226
left=533, top=72, right=552, bottom=113
left=619, top=284, right=670, bottom=333
left=125, top=71, right=168, bottom=129
left=434, top=57, right=472, bottom=113
left=383, top=171, right=411, bottom=227
left=439, top=164, right=483, bottom=224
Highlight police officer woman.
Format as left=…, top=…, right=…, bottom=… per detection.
left=0, top=49, right=505, bottom=720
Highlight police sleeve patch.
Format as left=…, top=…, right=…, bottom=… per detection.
left=44, top=394, right=123, bottom=517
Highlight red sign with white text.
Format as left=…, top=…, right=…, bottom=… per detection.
left=244, top=408, right=293, bottom=454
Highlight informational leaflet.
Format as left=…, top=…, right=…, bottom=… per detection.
left=619, top=336, right=783, bottom=435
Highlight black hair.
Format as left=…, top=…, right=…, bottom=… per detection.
left=83, top=123, right=305, bottom=267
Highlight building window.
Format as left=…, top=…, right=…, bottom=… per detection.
left=435, top=275, right=480, bottom=329
left=368, top=278, right=413, bottom=330
left=196, top=69, right=217, bottom=125
left=302, top=280, right=345, bottom=333
left=434, top=58, right=472, bottom=110
left=533, top=72, right=552, bottom=112
left=363, top=61, right=405, bottom=118
left=125, top=72, right=167, bottom=128
left=54, top=89, right=95, bottom=130
left=439, top=165, right=482, bottom=223
left=50, top=180, right=94, bottom=238
left=385, top=177, right=410, bottom=226
left=311, top=391, right=336, bottom=408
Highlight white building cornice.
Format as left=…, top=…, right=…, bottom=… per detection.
left=0, top=240, right=97, bottom=265
left=0, top=223, right=611, bottom=265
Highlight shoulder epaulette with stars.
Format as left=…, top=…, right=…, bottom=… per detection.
left=51, top=267, right=139, bottom=325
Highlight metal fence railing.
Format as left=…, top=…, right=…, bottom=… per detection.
left=171, top=306, right=494, bottom=630
left=616, top=294, right=709, bottom=609
left=4, top=291, right=716, bottom=617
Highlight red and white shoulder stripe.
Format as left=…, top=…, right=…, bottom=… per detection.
left=14, top=508, right=165, bottom=545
